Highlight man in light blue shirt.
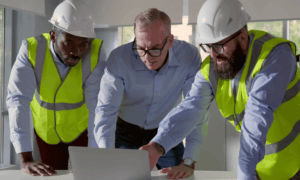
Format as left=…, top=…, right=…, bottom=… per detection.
left=6, top=0, right=106, bottom=177
left=141, top=0, right=300, bottom=180
left=94, top=8, right=203, bottom=178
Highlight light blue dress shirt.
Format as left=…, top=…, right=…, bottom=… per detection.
left=94, top=39, right=205, bottom=161
left=6, top=38, right=106, bottom=154
left=151, top=34, right=297, bottom=180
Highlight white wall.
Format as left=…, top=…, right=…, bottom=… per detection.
left=225, top=120, right=241, bottom=172
left=194, top=99, right=241, bottom=172
left=0, top=0, right=45, bottom=17
left=34, top=0, right=60, bottom=37
left=195, top=100, right=226, bottom=171
left=85, top=0, right=183, bottom=27
left=94, top=28, right=119, bottom=60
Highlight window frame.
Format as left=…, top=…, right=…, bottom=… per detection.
left=0, top=6, right=4, bottom=165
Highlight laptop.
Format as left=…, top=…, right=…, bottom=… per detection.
left=68, top=146, right=152, bottom=180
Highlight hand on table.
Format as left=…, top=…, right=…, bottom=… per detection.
left=19, top=151, right=57, bottom=176
left=159, top=163, right=194, bottom=179
left=21, top=161, right=57, bottom=176
left=139, top=141, right=165, bottom=170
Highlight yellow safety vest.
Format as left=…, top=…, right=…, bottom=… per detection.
left=200, top=30, right=300, bottom=179
left=27, top=33, right=102, bottom=144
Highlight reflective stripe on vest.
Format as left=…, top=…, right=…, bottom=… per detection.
left=200, top=30, right=300, bottom=179
left=28, top=33, right=102, bottom=144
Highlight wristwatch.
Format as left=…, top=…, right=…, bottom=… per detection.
left=182, top=158, right=196, bottom=170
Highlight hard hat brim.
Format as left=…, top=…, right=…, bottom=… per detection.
left=49, top=20, right=96, bottom=38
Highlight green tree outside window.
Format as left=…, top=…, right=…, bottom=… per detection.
left=247, top=21, right=283, bottom=37
left=289, top=20, right=300, bottom=55
left=123, top=26, right=134, bottom=44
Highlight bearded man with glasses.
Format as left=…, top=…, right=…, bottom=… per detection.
left=141, top=0, right=300, bottom=179
left=94, top=8, right=202, bottom=178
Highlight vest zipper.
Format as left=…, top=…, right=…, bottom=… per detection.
left=232, top=81, right=242, bottom=130
left=53, top=68, right=71, bottom=143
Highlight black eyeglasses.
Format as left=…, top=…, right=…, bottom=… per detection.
left=199, top=31, right=242, bottom=54
left=132, top=35, right=170, bottom=57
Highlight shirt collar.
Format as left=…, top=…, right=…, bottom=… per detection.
left=167, top=47, right=180, bottom=67
left=49, top=40, right=67, bottom=68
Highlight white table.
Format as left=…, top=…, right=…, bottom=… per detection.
left=0, top=170, right=237, bottom=179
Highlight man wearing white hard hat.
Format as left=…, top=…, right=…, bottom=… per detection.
left=6, top=0, right=106, bottom=176
left=140, top=0, right=300, bottom=179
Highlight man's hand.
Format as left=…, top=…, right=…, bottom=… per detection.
left=21, top=161, right=57, bottom=176
left=19, top=152, right=57, bottom=176
left=139, top=141, right=165, bottom=170
left=159, top=164, right=194, bottom=179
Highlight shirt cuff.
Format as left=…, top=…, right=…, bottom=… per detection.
left=88, top=137, right=98, bottom=148
left=12, top=139, right=32, bottom=154
left=182, top=144, right=201, bottom=162
left=97, top=137, right=115, bottom=148
left=237, top=163, right=257, bottom=180
left=151, top=132, right=176, bottom=155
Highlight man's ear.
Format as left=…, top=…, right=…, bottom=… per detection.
left=49, top=30, right=56, bottom=43
left=239, top=31, right=249, bottom=50
left=167, top=34, right=174, bottom=49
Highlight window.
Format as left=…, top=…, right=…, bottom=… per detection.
left=171, top=17, right=192, bottom=43
left=289, top=20, right=300, bottom=54
left=248, top=21, right=283, bottom=37
left=122, top=26, right=134, bottom=45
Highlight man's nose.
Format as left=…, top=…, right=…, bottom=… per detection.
left=70, top=46, right=81, bottom=56
left=144, top=52, right=151, bottom=61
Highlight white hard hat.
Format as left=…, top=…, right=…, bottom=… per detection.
left=49, top=0, right=96, bottom=38
left=196, top=0, right=251, bottom=44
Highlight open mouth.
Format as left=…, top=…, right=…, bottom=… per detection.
left=217, top=59, right=225, bottom=63
left=216, top=58, right=228, bottom=65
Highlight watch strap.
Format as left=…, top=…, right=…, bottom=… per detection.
left=181, top=159, right=196, bottom=170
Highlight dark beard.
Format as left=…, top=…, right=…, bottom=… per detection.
left=212, top=43, right=246, bottom=79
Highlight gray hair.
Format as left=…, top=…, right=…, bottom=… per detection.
left=134, top=8, right=171, bottom=35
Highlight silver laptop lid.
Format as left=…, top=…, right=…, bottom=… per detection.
left=69, top=146, right=151, bottom=180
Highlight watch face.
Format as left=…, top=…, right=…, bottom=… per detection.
left=184, top=159, right=193, bottom=165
